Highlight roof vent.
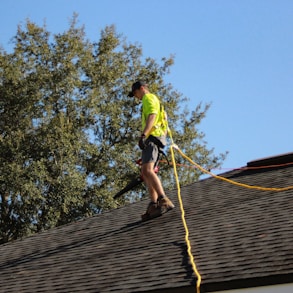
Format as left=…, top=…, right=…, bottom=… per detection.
left=247, top=152, right=293, bottom=168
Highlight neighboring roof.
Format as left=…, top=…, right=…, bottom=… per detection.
left=0, top=153, right=293, bottom=293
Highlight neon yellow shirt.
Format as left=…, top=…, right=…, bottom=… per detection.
left=142, top=93, right=165, bottom=137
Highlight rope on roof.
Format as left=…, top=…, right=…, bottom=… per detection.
left=173, top=145, right=293, bottom=192
left=167, top=121, right=293, bottom=293
left=168, top=127, right=202, bottom=293
left=159, top=159, right=293, bottom=171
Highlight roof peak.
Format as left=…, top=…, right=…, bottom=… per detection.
left=247, top=152, right=293, bottom=168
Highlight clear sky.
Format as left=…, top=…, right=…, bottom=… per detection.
left=1, top=0, right=292, bottom=172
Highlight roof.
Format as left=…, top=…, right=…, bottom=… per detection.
left=0, top=153, right=293, bottom=292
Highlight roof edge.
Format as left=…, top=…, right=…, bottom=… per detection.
left=247, top=152, right=293, bottom=168
left=202, top=273, right=293, bottom=292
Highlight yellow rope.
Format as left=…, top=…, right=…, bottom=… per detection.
left=167, top=131, right=293, bottom=293
left=170, top=145, right=201, bottom=293
left=175, top=146, right=293, bottom=192
left=167, top=127, right=201, bottom=293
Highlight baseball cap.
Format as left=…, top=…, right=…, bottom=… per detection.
left=128, top=80, right=147, bottom=97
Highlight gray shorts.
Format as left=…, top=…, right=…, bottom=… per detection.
left=141, top=136, right=166, bottom=164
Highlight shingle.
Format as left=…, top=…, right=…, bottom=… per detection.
left=0, top=154, right=292, bottom=292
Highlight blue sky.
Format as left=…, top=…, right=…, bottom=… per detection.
left=1, top=0, right=292, bottom=172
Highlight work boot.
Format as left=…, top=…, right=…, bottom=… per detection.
left=141, top=202, right=162, bottom=222
left=157, top=195, right=175, bottom=214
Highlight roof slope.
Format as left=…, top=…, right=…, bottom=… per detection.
left=0, top=154, right=293, bottom=292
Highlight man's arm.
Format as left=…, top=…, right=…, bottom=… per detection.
left=142, top=113, right=157, bottom=136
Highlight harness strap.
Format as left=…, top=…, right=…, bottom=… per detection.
left=148, top=135, right=170, bottom=166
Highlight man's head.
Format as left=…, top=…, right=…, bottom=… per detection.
left=128, top=80, right=148, bottom=98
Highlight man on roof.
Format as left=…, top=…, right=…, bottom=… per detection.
left=128, top=80, right=175, bottom=221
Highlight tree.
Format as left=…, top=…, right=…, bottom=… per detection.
left=0, top=17, right=227, bottom=243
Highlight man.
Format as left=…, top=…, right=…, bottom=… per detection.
left=128, top=80, right=175, bottom=221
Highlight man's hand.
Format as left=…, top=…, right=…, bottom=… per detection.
left=138, top=134, right=147, bottom=150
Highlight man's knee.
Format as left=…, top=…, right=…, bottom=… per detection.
left=141, top=163, right=154, bottom=178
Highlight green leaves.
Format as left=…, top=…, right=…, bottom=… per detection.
left=0, top=17, right=227, bottom=244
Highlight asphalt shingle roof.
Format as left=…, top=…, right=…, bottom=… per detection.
left=0, top=153, right=292, bottom=292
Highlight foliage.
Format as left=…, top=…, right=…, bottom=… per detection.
left=0, top=16, right=227, bottom=243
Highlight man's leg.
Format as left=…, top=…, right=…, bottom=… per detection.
left=140, top=161, right=165, bottom=221
left=141, top=162, right=174, bottom=220
left=141, top=162, right=165, bottom=202
left=140, top=140, right=174, bottom=221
